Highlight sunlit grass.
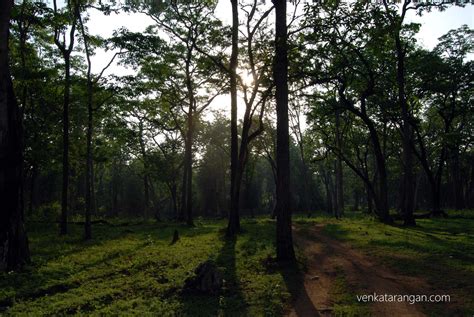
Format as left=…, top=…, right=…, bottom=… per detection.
left=2, top=211, right=473, bottom=315
left=0, top=219, right=289, bottom=316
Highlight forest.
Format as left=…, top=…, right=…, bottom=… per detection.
left=0, top=0, right=473, bottom=315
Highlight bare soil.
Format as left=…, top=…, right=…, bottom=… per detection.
left=287, top=224, right=433, bottom=317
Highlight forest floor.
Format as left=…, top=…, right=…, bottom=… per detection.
left=289, top=224, right=427, bottom=317
left=0, top=211, right=473, bottom=316
left=288, top=211, right=474, bottom=316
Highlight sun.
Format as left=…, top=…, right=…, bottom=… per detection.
left=238, top=68, right=254, bottom=87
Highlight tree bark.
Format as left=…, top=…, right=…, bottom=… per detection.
left=323, top=170, right=333, bottom=214
left=353, top=188, right=359, bottom=211
left=179, top=157, right=187, bottom=221
left=0, top=0, right=30, bottom=271
left=60, top=54, right=71, bottom=235
left=335, top=109, right=344, bottom=217
left=28, top=163, right=38, bottom=216
left=227, top=0, right=240, bottom=236
left=54, top=0, right=78, bottom=235
left=79, top=13, right=93, bottom=239
left=451, top=149, right=465, bottom=210
left=380, top=0, right=415, bottom=225
left=274, top=0, right=295, bottom=263
left=396, top=38, right=416, bottom=226
left=111, top=159, right=119, bottom=217
left=366, top=184, right=373, bottom=215
left=168, top=183, right=178, bottom=219
left=138, top=121, right=150, bottom=219
left=338, top=90, right=392, bottom=223
left=184, top=126, right=193, bottom=226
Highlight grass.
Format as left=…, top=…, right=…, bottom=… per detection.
left=0, top=218, right=290, bottom=316
left=2, top=211, right=473, bottom=316
left=295, top=210, right=474, bottom=316
left=330, top=267, right=371, bottom=317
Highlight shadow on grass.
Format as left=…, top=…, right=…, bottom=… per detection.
left=0, top=233, right=152, bottom=312
left=380, top=253, right=474, bottom=316
left=280, top=262, right=320, bottom=317
left=320, top=223, right=350, bottom=241
left=0, top=223, right=184, bottom=309
left=180, top=235, right=248, bottom=316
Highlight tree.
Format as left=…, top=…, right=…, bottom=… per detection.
left=410, top=26, right=473, bottom=215
left=381, top=0, right=454, bottom=225
left=147, top=2, right=224, bottom=226
left=299, top=1, right=394, bottom=223
left=0, top=0, right=30, bottom=271
left=228, top=0, right=240, bottom=235
left=50, top=0, right=80, bottom=234
left=274, top=0, right=295, bottom=263
left=78, top=7, right=121, bottom=239
left=228, top=0, right=273, bottom=235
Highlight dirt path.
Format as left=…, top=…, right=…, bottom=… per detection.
left=288, top=224, right=431, bottom=317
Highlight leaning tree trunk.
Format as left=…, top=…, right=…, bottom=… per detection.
left=0, top=0, right=30, bottom=271
left=274, top=0, right=295, bottom=263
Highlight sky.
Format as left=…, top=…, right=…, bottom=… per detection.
left=85, top=1, right=474, bottom=121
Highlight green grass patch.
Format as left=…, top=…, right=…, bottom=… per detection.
left=0, top=219, right=291, bottom=316
left=330, top=267, right=370, bottom=317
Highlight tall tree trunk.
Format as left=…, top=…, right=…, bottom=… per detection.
left=323, top=171, right=333, bottom=215
left=366, top=184, right=373, bottom=215
left=79, top=13, right=93, bottom=239
left=184, top=114, right=194, bottom=226
left=335, top=150, right=344, bottom=216
left=91, top=163, right=97, bottom=215
left=332, top=160, right=339, bottom=218
left=53, top=0, right=78, bottom=235
left=227, top=0, right=240, bottom=236
left=84, top=91, right=92, bottom=239
left=353, top=188, right=359, bottom=211
left=168, top=183, right=178, bottom=219
left=360, top=101, right=391, bottom=222
left=274, top=0, right=295, bottom=263
left=452, top=149, right=465, bottom=209
left=138, top=121, right=150, bottom=219
left=395, top=32, right=416, bottom=226
left=111, top=159, right=119, bottom=217
left=467, top=157, right=474, bottom=209
left=0, top=0, right=30, bottom=271
left=374, top=145, right=391, bottom=222
left=183, top=46, right=195, bottom=227
left=60, top=55, right=71, bottom=235
left=335, top=109, right=344, bottom=217
left=28, top=163, right=38, bottom=216
left=179, top=157, right=187, bottom=222
left=339, top=90, right=391, bottom=222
